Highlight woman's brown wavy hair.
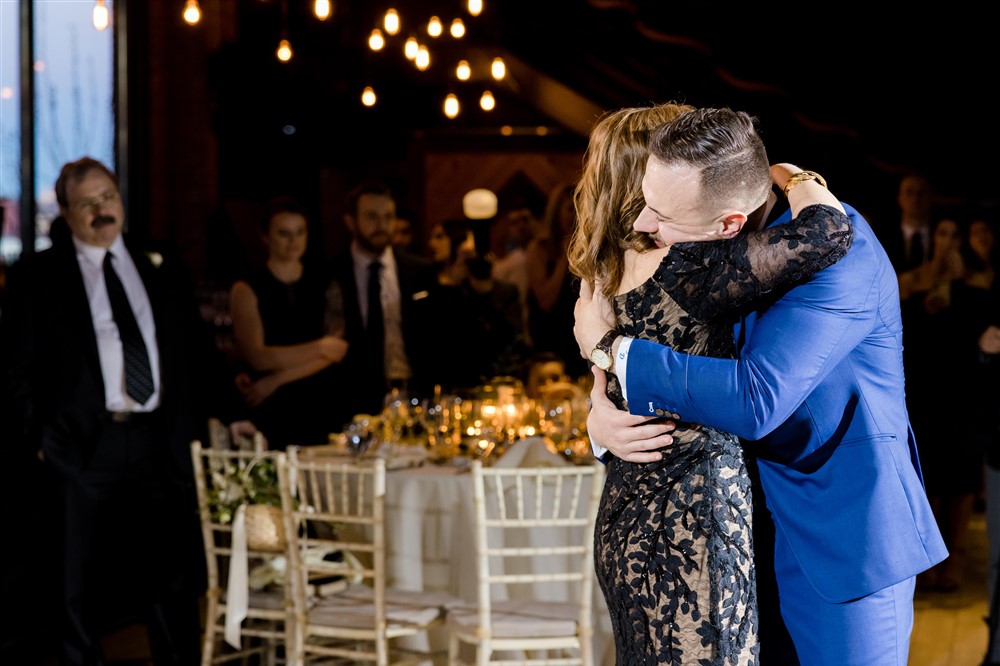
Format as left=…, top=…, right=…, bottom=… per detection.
left=568, top=102, right=695, bottom=301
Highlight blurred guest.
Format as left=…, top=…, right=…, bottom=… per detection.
left=391, top=209, right=418, bottom=254
left=960, top=216, right=1000, bottom=605
left=523, top=351, right=582, bottom=403
left=898, top=217, right=965, bottom=303
left=901, top=216, right=988, bottom=591
left=229, top=196, right=349, bottom=448
left=428, top=218, right=476, bottom=287
left=965, top=216, right=998, bottom=290
left=882, top=173, right=936, bottom=273
left=527, top=181, right=586, bottom=377
left=428, top=218, right=526, bottom=389
left=0, top=157, right=208, bottom=665
left=980, top=304, right=1000, bottom=663
left=330, top=180, right=439, bottom=415
left=491, top=196, right=535, bottom=311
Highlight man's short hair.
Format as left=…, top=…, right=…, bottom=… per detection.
left=55, top=157, right=118, bottom=209
left=648, top=107, right=771, bottom=212
left=343, top=180, right=395, bottom=219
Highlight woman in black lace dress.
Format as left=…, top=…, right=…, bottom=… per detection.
left=567, top=104, right=852, bottom=665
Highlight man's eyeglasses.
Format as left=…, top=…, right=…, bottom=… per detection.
left=71, top=190, right=120, bottom=213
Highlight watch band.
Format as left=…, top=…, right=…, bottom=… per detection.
left=591, top=329, right=619, bottom=371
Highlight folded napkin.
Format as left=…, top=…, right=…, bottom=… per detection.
left=370, top=441, right=428, bottom=469
left=494, top=436, right=568, bottom=469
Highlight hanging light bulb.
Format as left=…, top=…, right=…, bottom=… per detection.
left=415, top=45, right=430, bottom=71
left=480, top=90, right=495, bottom=111
left=92, top=0, right=110, bottom=31
left=276, top=38, right=293, bottom=62
left=456, top=60, right=471, bottom=81
left=444, top=94, right=460, bottom=119
left=369, top=29, right=385, bottom=51
left=404, top=36, right=418, bottom=60
left=313, top=0, right=332, bottom=21
left=450, top=19, right=466, bottom=39
left=427, top=16, right=443, bottom=38
left=182, top=0, right=202, bottom=26
left=361, top=86, right=377, bottom=106
left=491, top=57, right=505, bottom=80
left=384, top=8, right=400, bottom=36
left=467, top=0, right=483, bottom=17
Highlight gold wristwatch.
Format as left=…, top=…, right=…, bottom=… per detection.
left=590, top=330, right=619, bottom=371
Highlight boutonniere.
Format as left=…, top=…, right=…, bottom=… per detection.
left=146, top=251, right=164, bottom=268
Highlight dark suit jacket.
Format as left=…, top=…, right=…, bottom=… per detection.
left=0, top=235, right=215, bottom=480
left=877, top=221, right=908, bottom=273
left=329, top=248, right=439, bottom=417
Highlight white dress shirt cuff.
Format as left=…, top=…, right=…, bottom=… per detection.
left=589, top=336, right=634, bottom=460
left=617, top=336, right=633, bottom=402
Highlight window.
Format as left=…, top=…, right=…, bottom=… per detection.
left=0, top=0, right=116, bottom=263
left=0, top=1, right=20, bottom=263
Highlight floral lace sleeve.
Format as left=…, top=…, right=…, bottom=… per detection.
left=656, top=203, right=852, bottom=322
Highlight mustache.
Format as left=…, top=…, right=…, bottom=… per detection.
left=91, top=215, right=116, bottom=228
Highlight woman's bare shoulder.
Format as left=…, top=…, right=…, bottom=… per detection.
left=617, top=246, right=671, bottom=295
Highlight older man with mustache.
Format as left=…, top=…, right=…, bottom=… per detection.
left=0, top=157, right=217, bottom=665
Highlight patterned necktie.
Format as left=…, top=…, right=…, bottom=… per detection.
left=367, top=260, right=385, bottom=380
left=103, top=251, right=155, bottom=405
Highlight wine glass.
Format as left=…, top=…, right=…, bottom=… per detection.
left=345, top=414, right=379, bottom=458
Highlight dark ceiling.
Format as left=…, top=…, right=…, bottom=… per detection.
left=209, top=0, right=997, bottom=220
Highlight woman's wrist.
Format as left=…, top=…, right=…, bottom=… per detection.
left=782, top=170, right=827, bottom=196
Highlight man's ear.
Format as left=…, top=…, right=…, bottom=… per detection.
left=719, top=211, right=748, bottom=239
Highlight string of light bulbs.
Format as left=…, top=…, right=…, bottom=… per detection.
left=359, top=1, right=503, bottom=119
left=171, top=0, right=502, bottom=120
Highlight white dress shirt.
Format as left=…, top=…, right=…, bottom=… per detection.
left=73, top=234, right=161, bottom=412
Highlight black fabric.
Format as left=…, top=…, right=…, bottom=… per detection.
left=908, top=232, right=925, bottom=269
left=103, top=252, right=154, bottom=405
left=367, top=260, right=385, bottom=383
left=242, top=264, right=349, bottom=447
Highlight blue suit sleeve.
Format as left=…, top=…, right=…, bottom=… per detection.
left=625, top=205, right=880, bottom=440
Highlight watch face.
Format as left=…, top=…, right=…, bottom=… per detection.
left=590, top=348, right=612, bottom=370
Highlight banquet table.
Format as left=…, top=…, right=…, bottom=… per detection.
left=313, top=437, right=615, bottom=665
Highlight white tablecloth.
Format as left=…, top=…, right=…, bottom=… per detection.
left=376, top=439, right=615, bottom=665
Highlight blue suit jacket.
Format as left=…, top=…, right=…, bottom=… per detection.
left=625, top=203, right=947, bottom=602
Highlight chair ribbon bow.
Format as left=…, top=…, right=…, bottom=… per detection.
left=225, top=504, right=250, bottom=648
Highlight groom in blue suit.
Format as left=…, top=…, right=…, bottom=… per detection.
left=575, top=108, right=947, bottom=665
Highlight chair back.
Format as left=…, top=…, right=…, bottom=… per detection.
left=281, top=447, right=458, bottom=665
left=459, top=460, right=604, bottom=664
left=189, top=440, right=288, bottom=663
left=277, top=451, right=393, bottom=663
left=279, top=450, right=384, bottom=595
left=208, top=417, right=266, bottom=453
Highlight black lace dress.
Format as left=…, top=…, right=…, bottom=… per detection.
left=595, top=204, right=852, bottom=665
